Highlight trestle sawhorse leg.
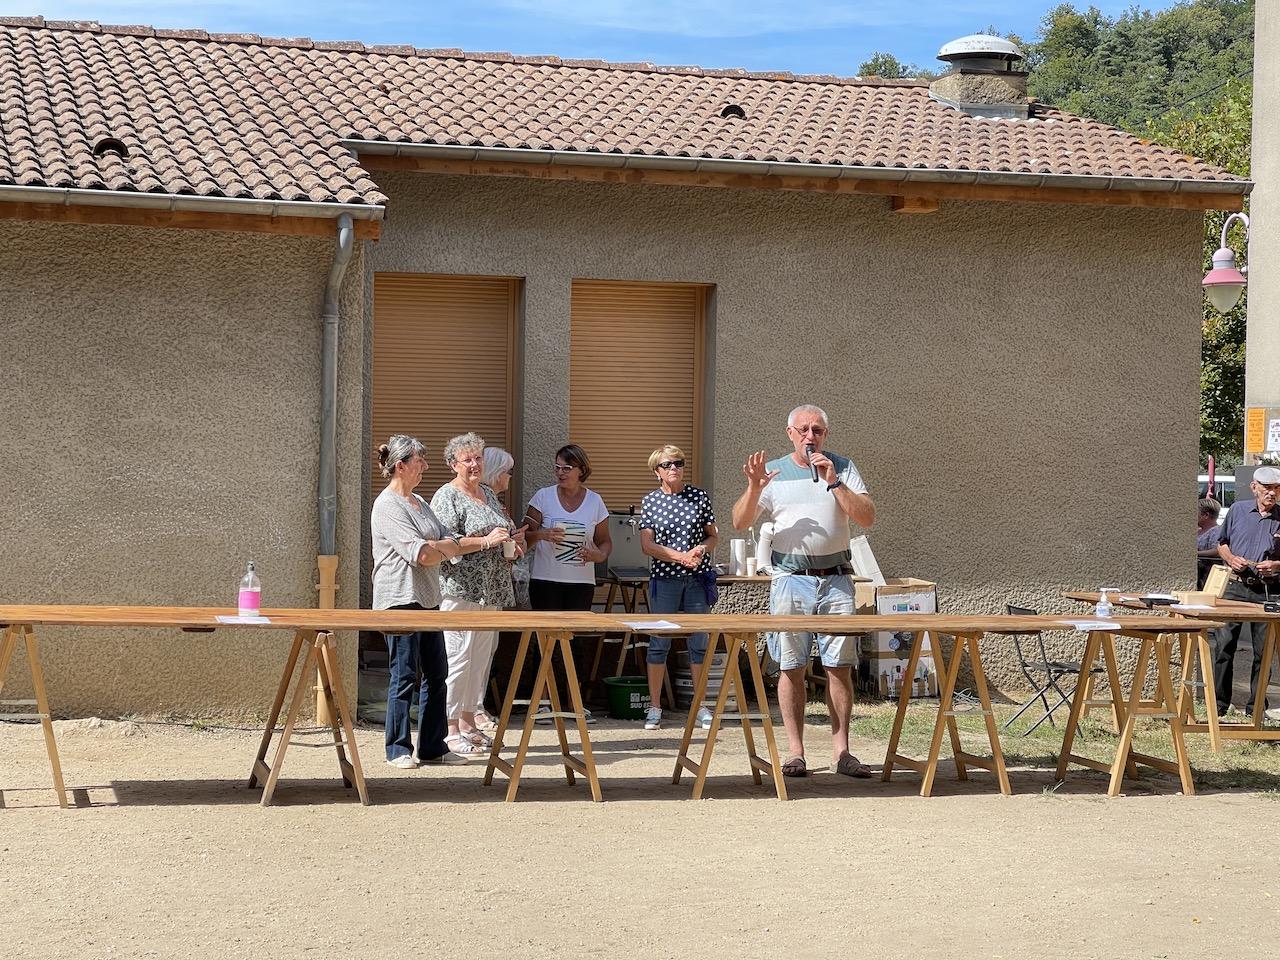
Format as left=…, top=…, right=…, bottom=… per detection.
left=247, top=629, right=369, bottom=807
left=1179, top=623, right=1280, bottom=748
left=1056, top=630, right=1194, bottom=796
left=0, top=623, right=69, bottom=809
left=672, top=631, right=787, bottom=800
left=882, top=630, right=1010, bottom=796
left=485, top=629, right=602, bottom=802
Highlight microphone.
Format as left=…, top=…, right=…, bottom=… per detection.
left=805, top=443, right=819, bottom=483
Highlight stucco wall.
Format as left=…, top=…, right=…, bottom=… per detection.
left=0, top=219, right=366, bottom=717
left=371, top=171, right=1205, bottom=693
left=1249, top=0, right=1278, bottom=411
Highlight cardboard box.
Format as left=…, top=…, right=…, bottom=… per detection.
left=855, top=578, right=939, bottom=700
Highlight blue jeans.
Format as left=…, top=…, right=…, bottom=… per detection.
left=384, top=603, right=449, bottom=761
left=647, top=577, right=709, bottom=664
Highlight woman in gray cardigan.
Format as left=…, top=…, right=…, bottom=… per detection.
left=370, top=435, right=466, bottom=768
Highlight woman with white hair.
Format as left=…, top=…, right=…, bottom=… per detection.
left=430, top=432, right=525, bottom=756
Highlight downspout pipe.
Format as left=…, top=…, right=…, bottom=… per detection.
left=319, top=213, right=355, bottom=558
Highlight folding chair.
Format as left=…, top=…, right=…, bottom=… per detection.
left=1002, top=604, right=1104, bottom=735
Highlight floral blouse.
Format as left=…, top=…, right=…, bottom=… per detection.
left=429, top=482, right=517, bottom=607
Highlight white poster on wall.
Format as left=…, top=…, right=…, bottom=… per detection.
left=1269, top=418, right=1280, bottom=452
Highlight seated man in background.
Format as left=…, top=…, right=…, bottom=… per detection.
left=1197, top=497, right=1222, bottom=589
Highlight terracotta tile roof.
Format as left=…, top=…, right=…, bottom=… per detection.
left=0, top=18, right=1247, bottom=209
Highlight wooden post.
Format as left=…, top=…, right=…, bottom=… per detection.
left=315, top=554, right=339, bottom=725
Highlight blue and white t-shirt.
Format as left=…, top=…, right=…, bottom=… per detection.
left=639, top=485, right=716, bottom=580
left=756, top=452, right=868, bottom=573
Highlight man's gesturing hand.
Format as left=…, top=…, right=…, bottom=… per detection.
left=742, top=450, right=779, bottom=490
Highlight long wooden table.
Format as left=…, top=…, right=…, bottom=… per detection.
left=0, top=606, right=1211, bottom=806
left=1065, top=592, right=1280, bottom=750
left=0, top=605, right=613, bottom=808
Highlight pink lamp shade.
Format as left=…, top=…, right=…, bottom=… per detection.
left=1203, top=246, right=1246, bottom=313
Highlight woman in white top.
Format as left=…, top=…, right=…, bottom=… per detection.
left=429, top=432, right=525, bottom=757
left=369, top=435, right=465, bottom=768
left=523, top=443, right=612, bottom=719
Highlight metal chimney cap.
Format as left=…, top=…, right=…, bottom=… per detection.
left=937, top=34, right=1023, bottom=62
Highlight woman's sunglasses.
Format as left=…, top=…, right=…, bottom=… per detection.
left=657, top=460, right=685, bottom=470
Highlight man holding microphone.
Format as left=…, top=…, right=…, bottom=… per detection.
left=732, top=404, right=875, bottom=778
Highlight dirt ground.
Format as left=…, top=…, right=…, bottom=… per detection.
left=4, top=709, right=1280, bottom=960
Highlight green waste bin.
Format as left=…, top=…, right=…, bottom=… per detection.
left=602, top=675, right=650, bottom=720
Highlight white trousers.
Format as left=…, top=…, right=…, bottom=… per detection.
left=441, top=595, right=499, bottom=720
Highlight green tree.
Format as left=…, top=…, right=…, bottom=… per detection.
left=858, top=52, right=936, bottom=81
left=1148, top=81, right=1252, bottom=466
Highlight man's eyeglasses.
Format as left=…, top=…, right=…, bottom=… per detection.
left=657, top=460, right=685, bottom=470
left=790, top=425, right=827, bottom=437
left=552, top=463, right=576, bottom=473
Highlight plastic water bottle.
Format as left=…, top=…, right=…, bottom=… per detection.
left=1094, top=588, right=1113, bottom=619
left=238, top=561, right=261, bottom=617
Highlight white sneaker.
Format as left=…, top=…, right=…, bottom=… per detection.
left=696, top=706, right=713, bottom=730
left=418, top=751, right=468, bottom=765
left=386, top=754, right=418, bottom=769
left=643, top=707, right=662, bottom=730
left=532, top=704, right=596, bottom=724
left=1264, top=707, right=1280, bottom=723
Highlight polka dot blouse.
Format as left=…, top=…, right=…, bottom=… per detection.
left=640, top=485, right=716, bottom=580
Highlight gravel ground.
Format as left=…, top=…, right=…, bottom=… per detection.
left=3, top=713, right=1280, bottom=960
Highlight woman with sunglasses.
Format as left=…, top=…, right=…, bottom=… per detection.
left=522, top=443, right=612, bottom=721
left=637, top=444, right=719, bottom=730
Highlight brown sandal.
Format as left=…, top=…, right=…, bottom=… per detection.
left=782, top=756, right=808, bottom=778
left=834, top=754, right=873, bottom=778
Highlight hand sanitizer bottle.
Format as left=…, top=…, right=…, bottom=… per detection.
left=238, top=561, right=261, bottom=617
left=1094, top=588, right=1113, bottom=619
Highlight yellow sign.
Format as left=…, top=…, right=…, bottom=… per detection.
left=1247, top=407, right=1267, bottom=453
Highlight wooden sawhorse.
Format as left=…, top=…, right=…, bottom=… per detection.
left=0, top=623, right=69, bottom=808
left=485, top=629, right=603, bottom=802
left=247, top=629, right=369, bottom=806
left=1056, top=629, right=1195, bottom=796
left=672, top=631, right=787, bottom=799
left=882, top=630, right=1010, bottom=796
left=1176, top=620, right=1280, bottom=750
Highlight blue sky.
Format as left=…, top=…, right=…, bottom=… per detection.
left=21, top=0, right=1170, bottom=75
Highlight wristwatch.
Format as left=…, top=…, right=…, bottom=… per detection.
left=827, top=480, right=843, bottom=492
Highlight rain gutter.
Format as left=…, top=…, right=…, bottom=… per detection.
left=0, top=183, right=385, bottom=219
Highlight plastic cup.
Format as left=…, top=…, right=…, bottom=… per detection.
left=503, top=540, right=516, bottom=560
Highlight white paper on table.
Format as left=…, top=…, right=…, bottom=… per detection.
left=621, top=619, right=682, bottom=631
left=1057, top=619, right=1122, bottom=631
left=1144, top=593, right=1179, bottom=601
left=1171, top=603, right=1216, bottom=611
left=1118, top=596, right=1141, bottom=602
left=215, top=615, right=272, bottom=624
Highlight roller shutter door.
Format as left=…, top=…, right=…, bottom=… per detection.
left=372, top=274, right=516, bottom=500
left=569, top=281, right=706, bottom=511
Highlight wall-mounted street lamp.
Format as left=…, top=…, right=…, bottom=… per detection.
left=1203, top=212, right=1250, bottom=313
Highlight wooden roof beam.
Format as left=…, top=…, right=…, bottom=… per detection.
left=361, top=154, right=1245, bottom=212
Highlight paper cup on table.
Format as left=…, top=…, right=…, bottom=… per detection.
left=729, top=539, right=747, bottom=576
left=746, top=558, right=758, bottom=577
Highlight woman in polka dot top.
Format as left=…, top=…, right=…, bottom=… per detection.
left=638, top=444, right=719, bottom=730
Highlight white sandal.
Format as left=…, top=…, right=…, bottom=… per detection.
left=445, top=733, right=487, bottom=756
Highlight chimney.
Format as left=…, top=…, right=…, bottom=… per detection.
left=928, top=34, right=1029, bottom=119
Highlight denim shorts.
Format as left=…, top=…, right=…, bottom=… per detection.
left=646, top=576, right=709, bottom=665
left=766, top=573, right=857, bottom=670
